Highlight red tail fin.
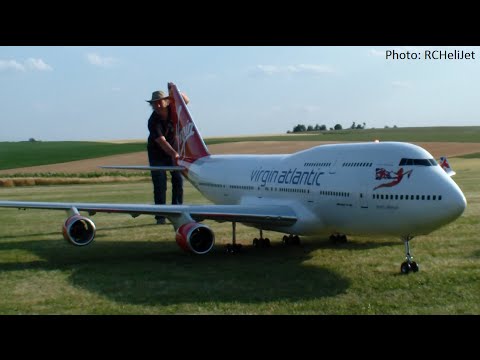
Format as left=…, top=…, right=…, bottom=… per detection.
left=439, top=156, right=456, bottom=176
left=168, top=82, right=210, bottom=163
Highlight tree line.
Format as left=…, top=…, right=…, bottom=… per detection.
left=288, top=122, right=367, bottom=133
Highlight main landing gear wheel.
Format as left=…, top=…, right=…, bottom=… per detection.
left=253, top=238, right=271, bottom=248
left=225, top=221, right=243, bottom=254
left=400, top=235, right=419, bottom=274
left=225, top=243, right=243, bottom=254
left=252, top=229, right=271, bottom=248
left=329, top=234, right=347, bottom=244
left=282, top=234, right=300, bottom=246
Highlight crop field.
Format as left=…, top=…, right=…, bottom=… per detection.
left=0, top=156, right=478, bottom=314
left=0, top=141, right=146, bottom=171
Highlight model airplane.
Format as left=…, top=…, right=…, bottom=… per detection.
left=0, top=82, right=467, bottom=274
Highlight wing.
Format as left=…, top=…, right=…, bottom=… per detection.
left=0, top=201, right=297, bottom=227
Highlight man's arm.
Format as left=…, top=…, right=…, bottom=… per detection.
left=155, top=136, right=179, bottom=162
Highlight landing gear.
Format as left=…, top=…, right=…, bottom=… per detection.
left=252, top=229, right=271, bottom=248
left=282, top=234, right=300, bottom=246
left=226, top=243, right=242, bottom=253
left=225, top=221, right=242, bottom=254
left=400, top=236, right=419, bottom=274
left=329, top=234, right=347, bottom=244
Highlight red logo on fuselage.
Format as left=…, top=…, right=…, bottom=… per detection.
left=374, top=167, right=412, bottom=190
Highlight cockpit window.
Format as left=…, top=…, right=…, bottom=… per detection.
left=399, top=158, right=437, bottom=166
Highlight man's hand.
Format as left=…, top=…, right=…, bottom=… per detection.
left=172, top=152, right=180, bottom=164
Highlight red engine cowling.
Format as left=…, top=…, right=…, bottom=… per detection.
left=62, top=214, right=96, bottom=246
left=175, top=222, right=215, bottom=254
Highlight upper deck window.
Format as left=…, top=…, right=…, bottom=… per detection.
left=399, top=158, right=437, bottom=166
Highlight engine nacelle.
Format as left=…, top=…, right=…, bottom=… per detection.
left=62, top=214, right=96, bottom=246
left=175, top=222, right=215, bottom=254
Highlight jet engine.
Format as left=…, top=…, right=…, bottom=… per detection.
left=62, top=214, right=96, bottom=246
left=175, top=222, right=215, bottom=254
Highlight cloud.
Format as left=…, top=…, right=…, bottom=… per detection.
left=25, top=58, right=53, bottom=71
left=297, top=64, right=334, bottom=73
left=0, top=59, right=25, bottom=71
left=254, top=63, right=334, bottom=76
left=86, top=53, right=117, bottom=67
left=0, top=58, right=52, bottom=72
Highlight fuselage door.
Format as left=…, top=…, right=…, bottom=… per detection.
left=329, top=160, right=338, bottom=174
left=359, top=185, right=368, bottom=208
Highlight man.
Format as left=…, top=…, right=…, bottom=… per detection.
left=146, top=90, right=190, bottom=224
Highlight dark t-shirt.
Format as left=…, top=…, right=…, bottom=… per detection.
left=147, top=110, right=177, bottom=161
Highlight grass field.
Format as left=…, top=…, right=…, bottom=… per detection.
left=0, top=157, right=478, bottom=314
left=2, top=126, right=480, bottom=171
left=0, top=141, right=146, bottom=170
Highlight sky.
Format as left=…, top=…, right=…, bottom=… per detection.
left=0, top=46, right=479, bottom=141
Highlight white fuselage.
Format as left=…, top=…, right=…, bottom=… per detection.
left=182, top=142, right=466, bottom=238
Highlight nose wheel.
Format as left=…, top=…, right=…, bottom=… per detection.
left=400, top=236, right=419, bottom=274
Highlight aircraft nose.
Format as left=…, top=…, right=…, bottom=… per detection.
left=450, top=187, right=467, bottom=220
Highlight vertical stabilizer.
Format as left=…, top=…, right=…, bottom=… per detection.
left=168, top=82, right=210, bottom=163
left=439, top=156, right=456, bottom=176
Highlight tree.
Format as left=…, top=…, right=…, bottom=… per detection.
left=351, top=121, right=366, bottom=130
left=334, top=124, right=343, bottom=130
left=307, top=125, right=314, bottom=132
left=293, top=124, right=307, bottom=133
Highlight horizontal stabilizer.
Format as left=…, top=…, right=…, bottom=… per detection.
left=100, top=165, right=186, bottom=171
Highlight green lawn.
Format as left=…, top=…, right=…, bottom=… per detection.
left=0, top=141, right=146, bottom=170
left=0, top=157, right=478, bottom=314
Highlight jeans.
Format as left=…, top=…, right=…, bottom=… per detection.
left=148, top=153, right=183, bottom=221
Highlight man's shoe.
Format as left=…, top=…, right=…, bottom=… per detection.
left=156, top=218, right=166, bottom=225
